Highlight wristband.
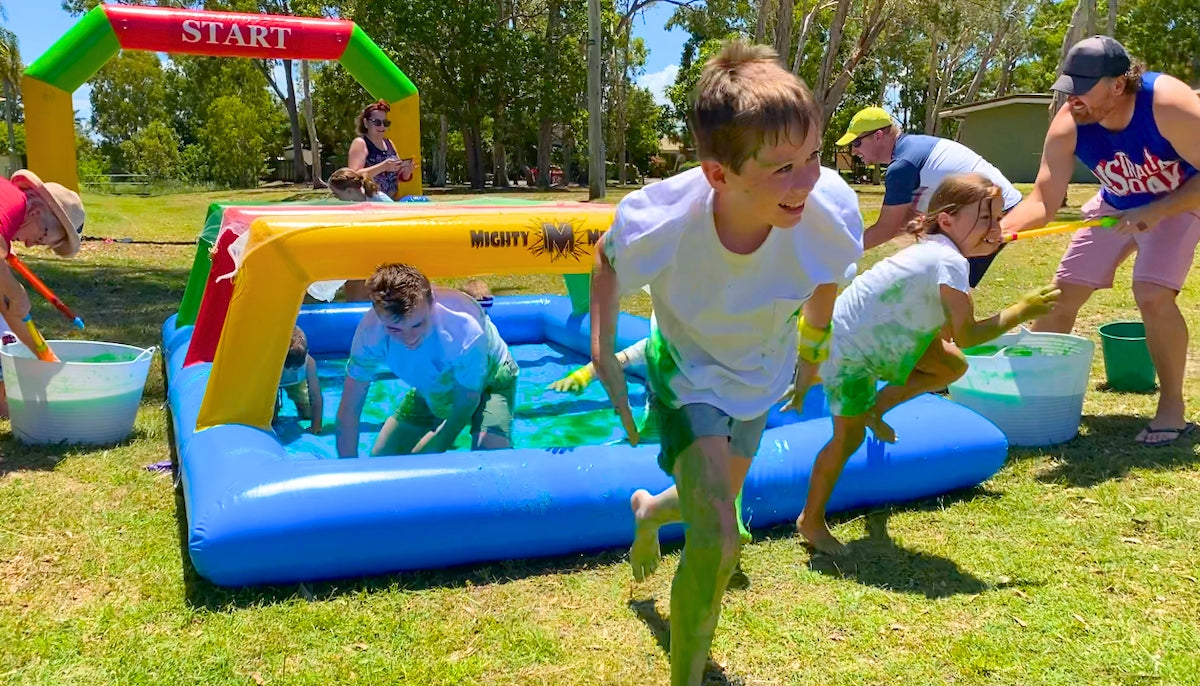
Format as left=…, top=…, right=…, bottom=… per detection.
left=797, top=315, right=831, bottom=364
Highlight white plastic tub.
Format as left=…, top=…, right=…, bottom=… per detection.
left=948, top=329, right=1094, bottom=447
left=1, top=340, right=155, bottom=446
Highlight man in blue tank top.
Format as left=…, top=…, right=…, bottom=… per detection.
left=1002, top=36, right=1200, bottom=447
left=837, top=107, right=1022, bottom=286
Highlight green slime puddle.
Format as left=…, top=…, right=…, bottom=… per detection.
left=73, top=352, right=140, bottom=363
left=279, top=343, right=650, bottom=459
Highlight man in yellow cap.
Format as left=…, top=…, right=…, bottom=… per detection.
left=838, top=106, right=1021, bottom=286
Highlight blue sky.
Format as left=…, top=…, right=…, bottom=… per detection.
left=5, top=2, right=95, bottom=118
left=4, top=2, right=688, bottom=120
left=631, top=2, right=689, bottom=107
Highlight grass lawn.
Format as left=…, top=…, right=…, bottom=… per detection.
left=2, top=182, right=1198, bottom=685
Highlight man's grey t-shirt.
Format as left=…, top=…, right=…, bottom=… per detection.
left=883, top=134, right=1022, bottom=211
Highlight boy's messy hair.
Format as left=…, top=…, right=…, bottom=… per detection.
left=905, top=173, right=1001, bottom=238
left=285, top=326, right=308, bottom=369
left=690, top=40, right=820, bottom=173
left=367, top=263, right=433, bottom=318
left=329, top=167, right=381, bottom=200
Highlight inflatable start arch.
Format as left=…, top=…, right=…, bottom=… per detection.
left=22, top=4, right=421, bottom=195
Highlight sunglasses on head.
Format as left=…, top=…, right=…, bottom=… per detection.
left=368, top=117, right=391, bottom=127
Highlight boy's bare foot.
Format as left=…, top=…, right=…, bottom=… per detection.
left=866, top=409, right=897, bottom=443
left=796, top=512, right=847, bottom=556
left=629, top=489, right=662, bottom=581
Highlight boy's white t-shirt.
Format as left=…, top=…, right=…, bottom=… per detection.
left=824, top=233, right=970, bottom=383
left=606, top=166, right=864, bottom=420
left=346, top=286, right=512, bottom=418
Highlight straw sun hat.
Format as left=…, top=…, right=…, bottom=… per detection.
left=10, top=169, right=85, bottom=258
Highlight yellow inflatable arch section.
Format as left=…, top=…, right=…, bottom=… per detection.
left=197, top=205, right=617, bottom=431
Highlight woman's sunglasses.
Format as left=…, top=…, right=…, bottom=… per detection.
left=368, top=117, right=391, bottom=127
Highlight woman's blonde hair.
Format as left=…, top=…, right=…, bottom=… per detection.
left=905, top=172, right=1001, bottom=238
left=328, top=167, right=381, bottom=200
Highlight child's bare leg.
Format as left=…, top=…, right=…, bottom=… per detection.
left=630, top=454, right=751, bottom=582
left=371, top=418, right=428, bottom=456
left=669, top=436, right=742, bottom=686
left=797, top=415, right=867, bottom=555
left=869, top=340, right=968, bottom=443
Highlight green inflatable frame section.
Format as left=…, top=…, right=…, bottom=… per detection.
left=24, top=6, right=416, bottom=105
left=176, top=199, right=593, bottom=329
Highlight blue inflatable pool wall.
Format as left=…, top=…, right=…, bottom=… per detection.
left=164, top=295, right=1008, bottom=587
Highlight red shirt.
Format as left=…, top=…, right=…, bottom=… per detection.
left=0, top=176, right=27, bottom=250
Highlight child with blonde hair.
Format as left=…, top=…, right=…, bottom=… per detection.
left=795, top=172, right=1060, bottom=554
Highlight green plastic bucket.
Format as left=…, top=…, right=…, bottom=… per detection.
left=1098, top=321, right=1157, bottom=392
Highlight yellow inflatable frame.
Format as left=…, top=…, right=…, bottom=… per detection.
left=197, top=205, right=617, bottom=431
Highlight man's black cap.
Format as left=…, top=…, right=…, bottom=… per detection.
left=1052, top=36, right=1132, bottom=95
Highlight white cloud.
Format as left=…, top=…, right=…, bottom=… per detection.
left=637, top=64, right=679, bottom=107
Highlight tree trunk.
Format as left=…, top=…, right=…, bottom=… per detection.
left=755, top=0, right=772, bottom=44
left=963, top=19, right=1010, bottom=104
left=300, top=60, right=322, bottom=189
left=924, top=31, right=941, bottom=135
left=616, top=37, right=630, bottom=186
left=816, top=0, right=852, bottom=100
left=587, top=0, right=605, bottom=199
left=282, top=60, right=306, bottom=184
left=1107, top=0, right=1117, bottom=34
left=435, top=114, right=448, bottom=186
left=1085, top=0, right=1097, bottom=36
left=464, top=119, right=486, bottom=190
left=1052, top=0, right=1092, bottom=118
left=493, top=110, right=509, bottom=188
left=791, top=0, right=819, bottom=75
left=819, top=0, right=889, bottom=130
left=773, top=0, right=794, bottom=63
left=562, top=129, right=574, bottom=187
left=537, top=117, right=553, bottom=189
left=996, top=54, right=1016, bottom=97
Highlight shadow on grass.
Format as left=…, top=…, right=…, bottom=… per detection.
left=0, top=424, right=159, bottom=477
left=627, top=598, right=746, bottom=686
left=19, top=255, right=190, bottom=351
left=1028, top=412, right=1200, bottom=488
left=803, top=511, right=991, bottom=599
left=172, top=482, right=1009, bottom=611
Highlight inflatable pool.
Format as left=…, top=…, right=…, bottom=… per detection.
left=164, top=295, right=1008, bottom=587
left=162, top=202, right=1008, bottom=587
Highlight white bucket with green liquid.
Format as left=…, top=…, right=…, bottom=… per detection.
left=0, top=340, right=155, bottom=446
left=949, top=329, right=1094, bottom=447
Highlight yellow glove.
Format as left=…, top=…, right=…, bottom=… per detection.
left=797, top=315, right=832, bottom=364
left=549, top=364, right=594, bottom=394
left=1015, top=285, right=1061, bottom=320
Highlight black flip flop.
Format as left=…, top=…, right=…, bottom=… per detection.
left=1137, top=422, right=1196, bottom=448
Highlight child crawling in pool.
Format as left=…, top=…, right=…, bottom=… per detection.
left=795, top=172, right=1061, bottom=554
left=273, top=326, right=324, bottom=434
left=334, top=263, right=518, bottom=457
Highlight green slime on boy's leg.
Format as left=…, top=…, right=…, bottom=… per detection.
left=647, top=327, right=752, bottom=541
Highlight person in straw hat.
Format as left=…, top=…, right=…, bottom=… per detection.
left=0, top=169, right=86, bottom=418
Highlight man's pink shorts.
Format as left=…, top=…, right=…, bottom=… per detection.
left=1055, top=193, right=1200, bottom=291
